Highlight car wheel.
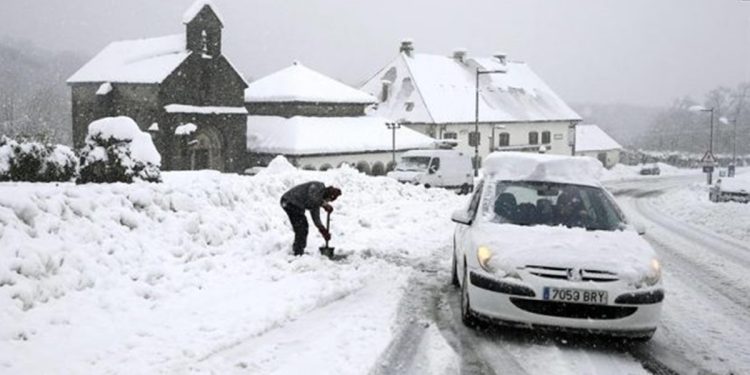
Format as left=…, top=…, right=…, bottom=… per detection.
left=461, top=264, right=478, bottom=327
left=451, top=248, right=459, bottom=287
left=459, top=183, right=470, bottom=195
left=424, top=184, right=431, bottom=189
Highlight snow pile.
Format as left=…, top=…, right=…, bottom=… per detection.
left=0, top=158, right=465, bottom=373
left=483, top=152, right=604, bottom=186
left=0, top=136, right=77, bottom=182
left=164, top=104, right=248, bottom=115
left=244, top=62, right=377, bottom=104
left=78, top=116, right=161, bottom=183
left=174, top=123, right=197, bottom=136
left=649, top=170, right=750, bottom=242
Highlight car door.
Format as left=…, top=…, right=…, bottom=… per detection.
left=455, top=181, right=484, bottom=277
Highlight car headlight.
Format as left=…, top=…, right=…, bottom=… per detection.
left=643, top=258, right=662, bottom=286
left=477, top=246, right=493, bottom=272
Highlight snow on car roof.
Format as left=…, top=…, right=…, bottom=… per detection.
left=483, top=152, right=604, bottom=186
left=246, top=115, right=436, bottom=155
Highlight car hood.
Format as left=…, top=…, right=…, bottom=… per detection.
left=472, top=222, right=656, bottom=285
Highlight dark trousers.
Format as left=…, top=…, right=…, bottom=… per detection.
left=281, top=199, right=308, bottom=255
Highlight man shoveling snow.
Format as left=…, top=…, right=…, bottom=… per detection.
left=280, top=181, right=342, bottom=256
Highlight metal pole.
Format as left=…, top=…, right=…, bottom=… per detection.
left=733, top=118, right=737, bottom=166
left=708, top=108, right=714, bottom=185
left=474, top=69, right=480, bottom=177
left=392, top=124, right=396, bottom=165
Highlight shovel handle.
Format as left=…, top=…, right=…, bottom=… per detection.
left=324, top=211, right=331, bottom=247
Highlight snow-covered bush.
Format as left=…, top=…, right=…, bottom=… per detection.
left=0, top=136, right=78, bottom=182
left=78, top=116, right=162, bottom=184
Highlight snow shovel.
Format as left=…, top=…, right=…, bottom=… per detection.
left=319, top=211, right=335, bottom=258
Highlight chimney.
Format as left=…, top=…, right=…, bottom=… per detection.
left=452, top=48, right=467, bottom=63
left=493, top=52, right=507, bottom=65
left=400, top=39, right=414, bottom=57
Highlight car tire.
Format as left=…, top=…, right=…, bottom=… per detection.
left=461, top=264, right=478, bottom=327
left=451, top=249, right=460, bottom=287
left=459, top=183, right=470, bottom=195
left=424, top=184, right=431, bottom=189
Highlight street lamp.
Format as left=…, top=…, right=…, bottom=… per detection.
left=689, top=105, right=715, bottom=184
left=473, top=68, right=506, bottom=177
left=385, top=122, right=401, bottom=166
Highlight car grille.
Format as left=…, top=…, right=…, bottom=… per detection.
left=524, top=265, right=619, bottom=282
left=510, top=298, right=637, bottom=320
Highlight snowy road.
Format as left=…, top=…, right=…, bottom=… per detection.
left=373, top=173, right=750, bottom=375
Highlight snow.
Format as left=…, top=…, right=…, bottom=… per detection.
left=648, top=170, right=750, bottom=242
left=88, top=116, right=161, bottom=165
left=95, top=82, right=113, bottom=96
left=362, top=52, right=581, bottom=124
left=246, top=115, right=437, bottom=155
left=175, top=123, right=197, bottom=136
left=182, top=0, right=225, bottom=25
left=148, top=122, right=159, bottom=132
left=0, top=159, right=466, bottom=374
left=164, top=104, right=248, bottom=115
left=601, top=162, right=699, bottom=181
left=575, top=124, right=622, bottom=152
left=67, top=34, right=190, bottom=84
left=482, top=152, right=604, bottom=187
left=244, top=62, right=377, bottom=104
left=0, top=143, right=11, bottom=175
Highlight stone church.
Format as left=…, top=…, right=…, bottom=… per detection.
left=67, top=1, right=248, bottom=172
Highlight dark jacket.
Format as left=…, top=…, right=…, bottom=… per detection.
left=281, top=181, right=327, bottom=228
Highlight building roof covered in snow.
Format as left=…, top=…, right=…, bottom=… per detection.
left=361, top=43, right=581, bottom=124
left=67, top=34, right=191, bottom=84
left=575, top=124, right=622, bottom=152
left=182, top=0, right=224, bottom=25
left=246, top=116, right=436, bottom=155
left=244, top=62, right=377, bottom=104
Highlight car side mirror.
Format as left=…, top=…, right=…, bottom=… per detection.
left=633, top=222, right=646, bottom=236
left=451, top=209, right=472, bottom=225
left=428, top=165, right=437, bottom=175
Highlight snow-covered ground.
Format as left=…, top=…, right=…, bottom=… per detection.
left=3, top=158, right=749, bottom=374
left=647, top=169, right=750, bottom=242
left=600, top=162, right=700, bottom=182
left=0, top=157, right=465, bottom=374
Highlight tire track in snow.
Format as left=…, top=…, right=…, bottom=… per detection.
left=615, top=182, right=750, bottom=374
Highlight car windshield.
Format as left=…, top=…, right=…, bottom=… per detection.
left=396, top=156, right=431, bottom=171
left=482, top=181, right=626, bottom=231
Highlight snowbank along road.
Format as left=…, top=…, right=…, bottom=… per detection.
left=1, top=158, right=748, bottom=374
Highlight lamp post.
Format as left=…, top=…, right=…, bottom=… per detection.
left=689, top=105, right=715, bottom=184
left=473, top=68, right=506, bottom=177
left=385, top=122, right=401, bottom=166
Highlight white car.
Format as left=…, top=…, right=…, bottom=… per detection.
left=451, top=152, right=663, bottom=340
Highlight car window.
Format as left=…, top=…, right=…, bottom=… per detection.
left=429, top=158, right=440, bottom=172
left=482, top=180, right=625, bottom=231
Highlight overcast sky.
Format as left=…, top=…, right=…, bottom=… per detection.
left=2, top=0, right=749, bottom=106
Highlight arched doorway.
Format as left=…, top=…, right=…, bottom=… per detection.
left=189, top=126, right=224, bottom=171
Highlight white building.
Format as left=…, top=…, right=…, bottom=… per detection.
left=574, top=124, right=622, bottom=168
left=360, top=41, right=581, bottom=168
left=244, top=62, right=436, bottom=174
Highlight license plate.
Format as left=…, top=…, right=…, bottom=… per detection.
left=543, top=287, right=608, bottom=304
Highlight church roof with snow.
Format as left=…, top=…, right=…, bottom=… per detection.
left=244, top=62, right=377, bottom=104
left=182, top=0, right=224, bottom=25
left=575, top=124, right=622, bottom=152
left=361, top=46, right=581, bottom=124
left=67, top=34, right=190, bottom=84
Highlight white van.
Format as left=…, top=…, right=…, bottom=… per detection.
left=387, top=150, right=474, bottom=194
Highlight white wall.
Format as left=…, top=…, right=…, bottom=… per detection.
left=408, top=121, right=574, bottom=160
left=293, top=150, right=410, bottom=174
